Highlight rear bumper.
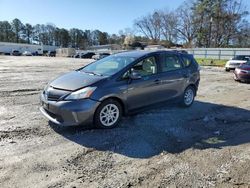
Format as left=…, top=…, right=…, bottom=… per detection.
left=40, top=94, right=100, bottom=126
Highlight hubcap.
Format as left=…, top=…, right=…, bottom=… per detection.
left=184, top=88, right=194, bottom=106
left=100, top=104, right=119, bottom=127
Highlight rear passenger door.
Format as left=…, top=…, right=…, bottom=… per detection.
left=155, top=53, right=187, bottom=102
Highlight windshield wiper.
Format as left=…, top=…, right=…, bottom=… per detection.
left=83, top=71, right=103, bottom=76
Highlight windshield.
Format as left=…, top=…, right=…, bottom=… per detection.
left=232, top=55, right=250, bottom=61
left=80, top=55, right=135, bottom=76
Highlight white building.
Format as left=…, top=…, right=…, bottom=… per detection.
left=0, top=42, right=59, bottom=55
left=56, top=48, right=75, bottom=57
left=88, top=44, right=122, bottom=52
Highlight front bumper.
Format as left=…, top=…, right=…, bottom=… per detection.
left=225, top=64, right=240, bottom=70
left=235, top=73, right=250, bottom=82
left=40, top=94, right=100, bottom=126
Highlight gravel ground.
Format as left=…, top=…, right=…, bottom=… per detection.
left=0, top=56, right=249, bottom=188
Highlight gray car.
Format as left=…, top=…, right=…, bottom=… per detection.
left=40, top=50, right=200, bottom=128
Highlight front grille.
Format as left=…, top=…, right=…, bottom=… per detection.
left=48, top=94, right=61, bottom=101
left=44, top=87, right=70, bottom=101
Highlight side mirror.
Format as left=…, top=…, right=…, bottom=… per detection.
left=129, top=71, right=142, bottom=80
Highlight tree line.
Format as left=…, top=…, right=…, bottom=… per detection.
left=0, top=19, right=127, bottom=49
left=134, top=0, right=250, bottom=47
left=0, top=0, right=249, bottom=48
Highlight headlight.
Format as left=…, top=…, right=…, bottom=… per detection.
left=235, top=68, right=240, bottom=73
left=65, top=87, right=96, bottom=100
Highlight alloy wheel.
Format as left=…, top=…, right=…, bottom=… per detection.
left=184, top=88, right=194, bottom=106
left=99, top=104, right=119, bottom=127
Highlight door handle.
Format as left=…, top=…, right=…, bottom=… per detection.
left=154, top=79, right=161, bottom=84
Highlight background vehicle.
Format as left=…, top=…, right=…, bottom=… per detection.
left=92, top=53, right=110, bottom=60
left=47, top=51, right=56, bottom=57
left=22, top=51, right=32, bottom=56
left=74, top=52, right=95, bottom=58
left=11, top=50, right=21, bottom=56
left=225, top=55, right=250, bottom=71
left=40, top=50, right=200, bottom=129
left=81, top=52, right=95, bottom=58
left=233, top=61, right=250, bottom=82
left=32, top=51, right=39, bottom=56
left=73, top=53, right=81, bottom=58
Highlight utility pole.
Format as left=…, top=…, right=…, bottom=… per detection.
left=208, top=17, right=213, bottom=48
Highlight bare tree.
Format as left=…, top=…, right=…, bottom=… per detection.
left=177, top=1, right=198, bottom=47
left=159, top=10, right=178, bottom=45
left=134, top=11, right=162, bottom=43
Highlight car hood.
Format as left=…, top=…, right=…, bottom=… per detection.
left=239, top=64, right=250, bottom=70
left=50, top=71, right=106, bottom=91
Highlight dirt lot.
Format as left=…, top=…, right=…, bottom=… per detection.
left=0, top=56, right=249, bottom=188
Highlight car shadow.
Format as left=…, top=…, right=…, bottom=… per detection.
left=49, top=100, right=250, bottom=159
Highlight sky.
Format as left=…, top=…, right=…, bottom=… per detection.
left=0, top=0, right=249, bottom=34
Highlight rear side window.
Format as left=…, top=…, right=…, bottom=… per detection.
left=160, top=55, right=182, bottom=72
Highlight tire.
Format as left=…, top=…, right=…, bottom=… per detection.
left=94, top=99, right=122, bottom=129
left=225, top=68, right=230, bottom=72
left=181, top=86, right=195, bottom=107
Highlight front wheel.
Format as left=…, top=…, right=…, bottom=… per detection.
left=94, top=99, right=122, bottom=129
left=181, top=86, right=195, bottom=107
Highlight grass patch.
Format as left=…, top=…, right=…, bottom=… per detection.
left=195, top=58, right=227, bottom=67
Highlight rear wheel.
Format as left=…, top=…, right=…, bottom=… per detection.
left=181, top=86, right=195, bottom=107
left=94, top=99, right=122, bottom=129
left=225, top=68, right=230, bottom=72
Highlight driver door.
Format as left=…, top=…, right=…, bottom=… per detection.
left=126, top=55, right=162, bottom=110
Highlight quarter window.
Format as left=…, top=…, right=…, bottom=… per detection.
left=182, top=56, right=192, bottom=67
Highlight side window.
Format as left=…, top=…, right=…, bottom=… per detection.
left=161, top=55, right=182, bottom=72
left=182, top=56, right=192, bottom=67
left=132, top=56, right=157, bottom=76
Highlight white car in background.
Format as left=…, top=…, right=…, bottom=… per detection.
left=225, top=55, right=250, bottom=71
left=22, top=51, right=32, bottom=56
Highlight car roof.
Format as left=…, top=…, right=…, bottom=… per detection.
left=113, top=50, right=185, bottom=58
